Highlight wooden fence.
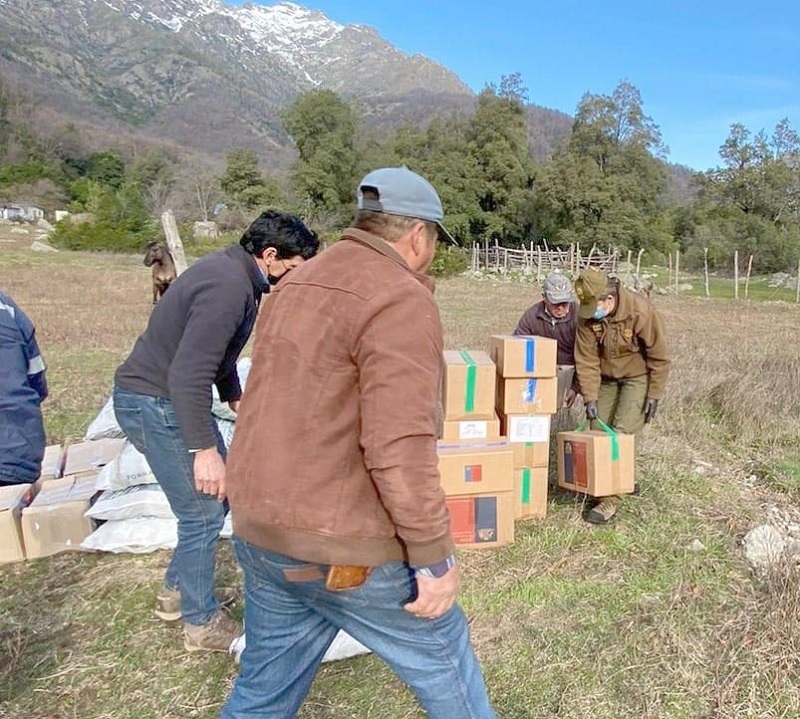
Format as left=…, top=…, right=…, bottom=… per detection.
left=470, top=240, right=619, bottom=277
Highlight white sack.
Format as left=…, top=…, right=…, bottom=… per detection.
left=229, top=629, right=371, bottom=664
left=82, top=517, right=178, bottom=553
left=212, top=357, right=252, bottom=421
left=84, top=396, right=124, bottom=440
left=86, top=484, right=174, bottom=521
left=95, top=442, right=158, bottom=492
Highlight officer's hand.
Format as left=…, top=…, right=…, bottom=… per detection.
left=644, top=399, right=659, bottom=423
left=584, top=400, right=598, bottom=421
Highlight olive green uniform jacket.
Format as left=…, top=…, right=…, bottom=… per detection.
left=575, top=286, right=670, bottom=403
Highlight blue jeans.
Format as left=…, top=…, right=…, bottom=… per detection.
left=112, top=387, right=227, bottom=625
left=221, top=538, right=498, bottom=719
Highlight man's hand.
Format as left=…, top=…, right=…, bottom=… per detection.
left=193, top=447, right=227, bottom=501
left=564, top=389, right=578, bottom=408
left=644, top=399, right=659, bottom=423
left=404, top=566, right=460, bottom=620
left=584, top=400, right=598, bottom=421
left=228, top=400, right=240, bottom=414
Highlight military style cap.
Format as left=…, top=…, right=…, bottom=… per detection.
left=574, top=267, right=609, bottom=319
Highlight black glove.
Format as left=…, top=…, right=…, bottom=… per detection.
left=644, top=399, right=659, bottom=423
left=585, top=400, right=598, bottom=421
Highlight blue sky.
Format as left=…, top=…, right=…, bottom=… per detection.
left=260, top=0, right=800, bottom=171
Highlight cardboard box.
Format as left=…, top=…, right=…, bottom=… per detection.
left=446, top=492, right=514, bottom=548
left=440, top=416, right=501, bottom=441
left=514, top=466, right=548, bottom=520
left=21, top=475, right=98, bottom=559
left=496, top=376, right=558, bottom=415
left=489, top=335, right=558, bottom=378
left=442, top=350, right=496, bottom=420
left=556, top=430, right=636, bottom=497
left=0, top=483, right=38, bottom=564
left=437, top=440, right=514, bottom=496
left=62, top=438, right=125, bottom=478
left=501, top=414, right=551, bottom=468
left=40, top=443, right=65, bottom=480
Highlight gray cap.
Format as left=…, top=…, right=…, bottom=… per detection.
left=357, top=167, right=458, bottom=245
left=542, top=273, right=574, bottom=304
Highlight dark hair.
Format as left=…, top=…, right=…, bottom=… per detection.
left=239, top=210, right=319, bottom=260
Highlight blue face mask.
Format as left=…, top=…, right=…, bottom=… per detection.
left=593, top=306, right=608, bottom=320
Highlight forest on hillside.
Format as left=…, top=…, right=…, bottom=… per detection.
left=1, top=74, right=798, bottom=273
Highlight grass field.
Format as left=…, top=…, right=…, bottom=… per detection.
left=3, top=248, right=800, bottom=719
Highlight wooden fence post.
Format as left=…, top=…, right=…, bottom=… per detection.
left=674, top=250, right=680, bottom=296
left=636, top=248, right=644, bottom=276
left=744, top=254, right=754, bottom=300
left=796, top=255, right=800, bottom=304
left=161, top=210, right=188, bottom=275
left=734, top=250, right=739, bottom=300
left=703, top=248, right=710, bottom=298
left=668, top=252, right=673, bottom=291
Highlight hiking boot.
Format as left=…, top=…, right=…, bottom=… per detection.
left=183, top=609, right=242, bottom=653
left=584, top=495, right=620, bottom=525
left=155, top=585, right=238, bottom=622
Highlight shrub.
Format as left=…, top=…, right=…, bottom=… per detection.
left=429, top=245, right=469, bottom=277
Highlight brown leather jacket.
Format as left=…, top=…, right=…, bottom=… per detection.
left=227, top=229, right=455, bottom=568
left=575, top=285, right=670, bottom=402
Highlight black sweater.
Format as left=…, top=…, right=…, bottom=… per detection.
left=115, top=245, right=267, bottom=450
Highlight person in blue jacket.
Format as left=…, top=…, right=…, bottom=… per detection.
left=0, top=291, right=48, bottom=485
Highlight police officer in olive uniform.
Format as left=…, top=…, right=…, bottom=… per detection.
left=573, top=267, right=670, bottom=524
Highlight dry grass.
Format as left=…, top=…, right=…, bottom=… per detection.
left=2, top=249, right=800, bottom=718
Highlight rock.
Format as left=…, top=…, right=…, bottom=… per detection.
left=742, top=525, right=787, bottom=568
left=193, top=220, right=219, bottom=240
left=677, top=283, right=693, bottom=292
left=30, top=241, right=57, bottom=252
left=10, top=227, right=29, bottom=235
left=36, top=218, right=54, bottom=231
left=686, top=539, right=706, bottom=552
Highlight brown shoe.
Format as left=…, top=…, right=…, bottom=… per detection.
left=183, top=609, right=242, bottom=653
left=155, top=585, right=238, bottom=622
left=585, top=495, right=620, bottom=524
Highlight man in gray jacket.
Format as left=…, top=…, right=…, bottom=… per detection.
left=113, top=210, right=318, bottom=653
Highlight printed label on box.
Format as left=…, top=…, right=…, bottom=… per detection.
left=508, top=415, right=550, bottom=444
left=448, top=498, right=476, bottom=544
left=563, top=440, right=588, bottom=489
left=457, top=421, right=489, bottom=440
left=463, top=464, right=483, bottom=482
left=474, top=497, right=498, bottom=542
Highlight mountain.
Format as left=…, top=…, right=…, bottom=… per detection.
left=0, top=0, right=572, bottom=169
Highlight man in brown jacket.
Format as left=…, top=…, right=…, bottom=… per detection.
left=574, top=267, right=670, bottom=524
left=221, top=167, right=497, bottom=719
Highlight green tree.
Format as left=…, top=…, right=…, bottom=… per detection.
left=536, top=79, right=669, bottom=252
left=219, top=149, right=284, bottom=211
left=466, top=77, right=535, bottom=244
left=282, top=90, right=358, bottom=223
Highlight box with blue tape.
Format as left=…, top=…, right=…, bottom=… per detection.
left=489, top=335, right=558, bottom=379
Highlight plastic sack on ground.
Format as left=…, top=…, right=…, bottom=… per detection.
left=82, top=517, right=178, bottom=553
left=229, top=629, right=371, bottom=664
left=95, top=441, right=158, bottom=491
left=84, top=396, right=124, bottom=440
left=212, top=358, right=252, bottom=421
left=216, top=418, right=236, bottom=450
left=86, top=484, right=174, bottom=521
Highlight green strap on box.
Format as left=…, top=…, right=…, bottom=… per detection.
left=521, top=468, right=531, bottom=503
left=576, top=418, right=619, bottom=461
left=458, top=349, right=476, bottom=412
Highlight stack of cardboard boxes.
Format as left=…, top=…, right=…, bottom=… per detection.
left=438, top=350, right=515, bottom=549
left=490, top=335, right=559, bottom=521
left=0, top=437, right=124, bottom=564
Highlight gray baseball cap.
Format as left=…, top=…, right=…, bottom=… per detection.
left=542, top=273, right=574, bottom=304
left=357, top=167, right=458, bottom=245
